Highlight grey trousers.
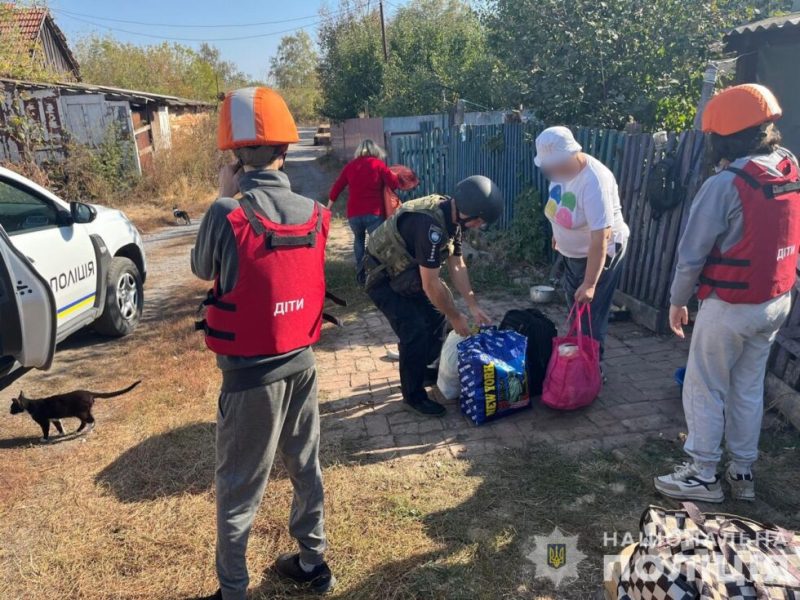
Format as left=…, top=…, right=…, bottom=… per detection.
left=215, top=367, right=326, bottom=600
left=683, top=293, right=791, bottom=475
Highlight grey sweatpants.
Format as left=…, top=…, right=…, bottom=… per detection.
left=683, top=293, right=791, bottom=475
left=215, top=367, right=326, bottom=600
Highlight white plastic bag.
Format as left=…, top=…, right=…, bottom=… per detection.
left=436, top=331, right=466, bottom=400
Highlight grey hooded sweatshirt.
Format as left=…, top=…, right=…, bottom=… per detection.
left=191, top=169, right=320, bottom=393
left=670, top=149, right=798, bottom=307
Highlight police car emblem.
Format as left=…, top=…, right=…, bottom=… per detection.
left=429, top=226, right=443, bottom=244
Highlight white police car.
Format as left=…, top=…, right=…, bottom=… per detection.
left=0, top=166, right=146, bottom=390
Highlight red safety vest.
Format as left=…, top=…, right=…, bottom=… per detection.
left=199, top=194, right=330, bottom=357
left=698, top=154, right=800, bottom=304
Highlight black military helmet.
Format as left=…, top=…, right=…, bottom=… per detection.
left=453, top=176, right=504, bottom=225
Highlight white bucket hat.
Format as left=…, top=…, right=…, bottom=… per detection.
left=534, top=126, right=582, bottom=168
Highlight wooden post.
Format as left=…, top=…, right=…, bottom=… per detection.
left=379, top=0, right=389, bottom=62
left=693, top=63, right=719, bottom=130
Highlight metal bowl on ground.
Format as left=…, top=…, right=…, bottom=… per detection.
left=530, top=284, right=556, bottom=304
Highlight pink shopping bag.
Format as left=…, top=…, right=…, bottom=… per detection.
left=541, top=303, right=602, bottom=410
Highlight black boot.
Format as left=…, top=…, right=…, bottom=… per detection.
left=405, top=393, right=445, bottom=416
left=274, top=552, right=336, bottom=595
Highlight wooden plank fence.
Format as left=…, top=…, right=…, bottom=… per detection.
left=395, top=120, right=800, bottom=398
left=397, top=122, right=708, bottom=332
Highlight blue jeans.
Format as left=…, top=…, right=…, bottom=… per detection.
left=561, top=250, right=625, bottom=359
left=349, top=215, right=384, bottom=283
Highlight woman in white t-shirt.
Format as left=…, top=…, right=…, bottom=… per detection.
left=534, top=126, right=630, bottom=359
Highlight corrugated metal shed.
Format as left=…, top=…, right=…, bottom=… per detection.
left=726, top=12, right=800, bottom=38
left=723, top=11, right=800, bottom=155
left=724, top=11, right=800, bottom=52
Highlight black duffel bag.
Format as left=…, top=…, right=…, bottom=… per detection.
left=499, top=308, right=557, bottom=396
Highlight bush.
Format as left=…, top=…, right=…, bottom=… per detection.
left=54, top=124, right=137, bottom=203
left=485, top=187, right=549, bottom=266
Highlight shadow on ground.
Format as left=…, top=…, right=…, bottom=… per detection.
left=249, top=426, right=800, bottom=600
left=96, top=421, right=215, bottom=502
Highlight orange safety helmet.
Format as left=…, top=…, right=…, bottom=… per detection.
left=701, top=84, right=782, bottom=136
left=218, top=87, right=299, bottom=150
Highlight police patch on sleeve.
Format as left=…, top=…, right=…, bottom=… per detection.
left=428, top=225, right=444, bottom=245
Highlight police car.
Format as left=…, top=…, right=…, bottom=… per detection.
left=0, top=166, right=146, bottom=390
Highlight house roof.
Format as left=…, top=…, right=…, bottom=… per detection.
left=0, top=6, right=80, bottom=77
left=0, top=77, right=214, bottom=108
left=0, top=5, right=47, bottom=40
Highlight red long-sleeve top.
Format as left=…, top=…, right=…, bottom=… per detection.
left=329, top=156, right=400, bottom=218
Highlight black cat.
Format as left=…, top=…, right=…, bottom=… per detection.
left=9, top=380, right=141, bottom=442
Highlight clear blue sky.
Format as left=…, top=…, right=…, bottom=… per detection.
left=49, top=0, right=400, bottom=80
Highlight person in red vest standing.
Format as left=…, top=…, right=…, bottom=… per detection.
left=192, top=87, right=335, bottom=599
left=655, top=84, right=800, bottom=504
left=329, top=139, right=400, bottom=284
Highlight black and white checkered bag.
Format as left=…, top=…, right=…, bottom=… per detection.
left=618, top=504, right=800, bottom=600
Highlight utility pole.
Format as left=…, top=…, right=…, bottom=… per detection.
left=379, top=0, right=388, bottom=62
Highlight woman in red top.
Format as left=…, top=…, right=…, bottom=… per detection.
left=329, top=139, right=400, bottom=284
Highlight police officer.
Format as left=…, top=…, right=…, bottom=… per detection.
left=655, top=84, right=800, bottom=503
left=192, top=87, right=335, bottom=599
left=365, top=176, right=504, bottom=416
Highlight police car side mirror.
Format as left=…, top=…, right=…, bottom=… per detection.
left=70, top=201, right=97, bottom=224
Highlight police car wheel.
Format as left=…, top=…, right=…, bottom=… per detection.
left=95, top=257, right=143, bottom=337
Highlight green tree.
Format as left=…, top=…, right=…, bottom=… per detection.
left=379, top=0, right=497, bottom=116
left=483, top=0, right=795, bottom=130
left=75, top=36, right=250, bottom=101
left=317, top=0, right=498, bottom=119
left=317, top=0, right=385, bottom=120
left=269, top=31, right=321, bottom=123
left=198, top=43, right=251, bottom=95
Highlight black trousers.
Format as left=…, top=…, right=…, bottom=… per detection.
left=367, top=280, right=446, bottom=403
left=560, top=249, right=625, bottom=360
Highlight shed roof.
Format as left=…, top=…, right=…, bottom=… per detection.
left=0, top=77, right=214, bottom=108
left=728, top=12, right=800, bottom=37
left=725, top=11, right=800, bottom=50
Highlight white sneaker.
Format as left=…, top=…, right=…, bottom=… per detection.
left=654, top=462, right=724, bottom=503
left=386, top=348, right=400, bottom=361
left=725, top=466, right=755, bottom=502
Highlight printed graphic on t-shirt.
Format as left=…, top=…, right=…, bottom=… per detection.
left=544, top=184, right=577, bottom=229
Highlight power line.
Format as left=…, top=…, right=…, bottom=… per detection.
left=49, top=5, right=351, bottom=29
left=51, top=2, right=406, bottom=44
left=53, top=11, right=326, bottom=42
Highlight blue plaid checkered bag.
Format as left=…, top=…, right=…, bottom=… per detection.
left=457, top=328, right=530, bottom=426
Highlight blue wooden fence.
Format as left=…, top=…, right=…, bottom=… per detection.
left=396, top=122, right=707, bottom=332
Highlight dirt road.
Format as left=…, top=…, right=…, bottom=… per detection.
left=8, top=128, right=332, bottom=396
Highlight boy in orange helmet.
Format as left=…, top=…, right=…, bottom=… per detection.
left=655, top=84, right=800, bottom=503
left=192, top=87, right=334, bottom=598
